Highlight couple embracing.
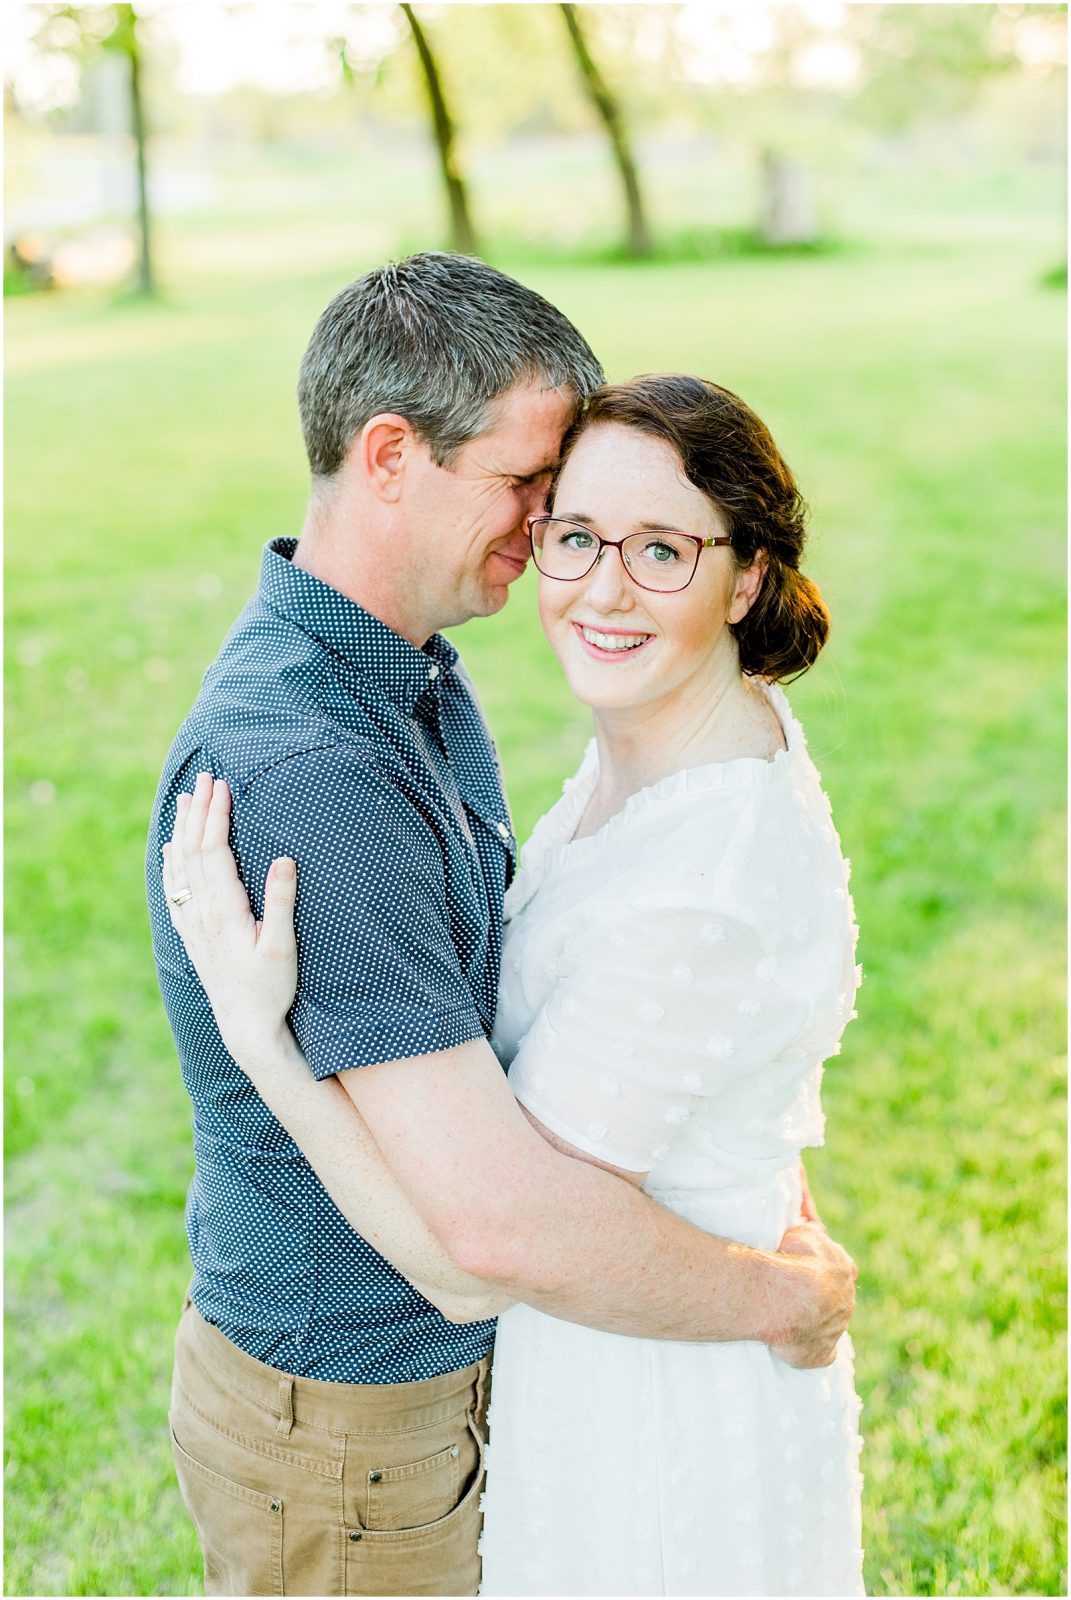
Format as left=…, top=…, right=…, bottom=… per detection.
left=148, top=251, right=865, bottom=1598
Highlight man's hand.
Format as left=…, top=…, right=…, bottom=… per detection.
left=769, top=1220, right=857, bottom=1369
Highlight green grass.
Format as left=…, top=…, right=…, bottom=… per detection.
left=5, top=177, right=1066, bottom=1594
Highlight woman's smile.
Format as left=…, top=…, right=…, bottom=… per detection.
left=572, top=621, right=656, bottom=661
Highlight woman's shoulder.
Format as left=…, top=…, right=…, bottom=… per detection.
left=585, top=753, right=845, bottom=931
left=603, top=679, right=814, bottom=827
left=509, top=686, right=842, bottom=924
left=586, top=693, right=811, bottom=855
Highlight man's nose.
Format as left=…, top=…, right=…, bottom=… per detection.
left=519, top=481, right=551, bottom=522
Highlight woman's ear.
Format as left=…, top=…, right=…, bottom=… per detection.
left=352, top=413, right=415, bottom=504
left=729, top=550, right=768, bottom=625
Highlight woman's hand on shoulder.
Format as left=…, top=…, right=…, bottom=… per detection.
left=162, top=772, right=298, bottom=1065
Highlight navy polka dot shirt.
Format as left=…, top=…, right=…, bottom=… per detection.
left=147, top=538, right=512, bottom=1382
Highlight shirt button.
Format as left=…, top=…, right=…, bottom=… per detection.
left=428, top=664, right=439, bottom=681
left=495, top=821, right=510, bottom=841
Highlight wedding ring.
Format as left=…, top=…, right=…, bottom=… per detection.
left=170, top=887, right=194, bottom=906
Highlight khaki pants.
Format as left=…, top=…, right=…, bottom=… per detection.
left=169, top=1299, right=491, bottom=1597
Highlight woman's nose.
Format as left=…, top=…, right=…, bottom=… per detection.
left=583, top=543, right=635, bottom=608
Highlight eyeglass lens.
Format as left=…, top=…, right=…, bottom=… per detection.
left=531, top=519, right=700, bottom=592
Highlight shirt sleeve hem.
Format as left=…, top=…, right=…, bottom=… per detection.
left=293, top=1004, right=488, bottom=1079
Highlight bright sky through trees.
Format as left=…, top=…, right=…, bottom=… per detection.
left=6, top=1, right=1066, bottom=111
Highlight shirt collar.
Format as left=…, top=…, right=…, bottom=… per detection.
left=259, top=537, right=458, bottom=714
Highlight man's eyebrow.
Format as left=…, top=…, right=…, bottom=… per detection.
left=501, top=460, right=559, bottom=484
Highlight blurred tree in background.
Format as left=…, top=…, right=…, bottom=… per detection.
left=109, top=3, right=153, bottom=292
left=559, top=2, right=653, bottom=255
left=5, top=2, right=1063, bottom=285
left=17, top=0, right=155, bottom=292
left=399, top=3, right=478, bottom=253
left=845, top=2, right=1024, bottom=126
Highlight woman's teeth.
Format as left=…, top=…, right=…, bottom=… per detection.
left=580, top=626, right=651, bottom=652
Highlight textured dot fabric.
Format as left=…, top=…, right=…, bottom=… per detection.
left=146, top=538, right=511, bottom=1383
left=478, top=682, right=865, bottom=1596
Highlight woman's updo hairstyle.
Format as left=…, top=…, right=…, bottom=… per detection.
left=554, top=374, right=829, bottom=681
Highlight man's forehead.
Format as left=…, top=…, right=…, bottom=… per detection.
left=480, top=383, right=575, bottom=462
left=490, top=379, right=576, bottom=428
left=480, top=438, right=562, bottom=474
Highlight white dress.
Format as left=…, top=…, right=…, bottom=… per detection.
left=479, top=683, right=865, bottom=1597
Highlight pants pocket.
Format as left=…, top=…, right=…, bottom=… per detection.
left=171, top=1424, right=284, bottom=1597
left=345, top=1409, right=486, bottom=1597
left=365, top=1441, right=461, bottom=1531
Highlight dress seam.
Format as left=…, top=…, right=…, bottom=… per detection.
left=646, top=1342, right=669, bottom=1597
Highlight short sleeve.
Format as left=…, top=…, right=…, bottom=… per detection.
left=507, top=896, right=813, bottom=1171
left=233, top=745, right=487, bottom=1078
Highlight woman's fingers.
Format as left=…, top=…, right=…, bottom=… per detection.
left=261, top=857, right=299, bottom=958
left=202, top=777, right=232, bottom=853
left=200, top=779, right=250, bottom=917
left=166, top=774, right=293, bottom=961
left=182, top=770, right=214, bottom=900
left=167, top=793, right=191, bottom=900
left=163, top=779, right=301, bottom=1049
left=161, top=840, right=180, bottom=929
left=164, top=794, right=197, bottom=927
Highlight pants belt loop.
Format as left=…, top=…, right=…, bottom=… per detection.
left=276, top=1376, right=294, bottom=1437
left=473, top=1355, right=489, bottom=1420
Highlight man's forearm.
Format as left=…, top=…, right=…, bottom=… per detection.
left=329, top=1040, right=851, bottom=1355
left=449, top=1143, right=841, bottom=1348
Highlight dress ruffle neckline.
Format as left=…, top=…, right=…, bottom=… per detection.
left=506, top=681, right=806, bottom=919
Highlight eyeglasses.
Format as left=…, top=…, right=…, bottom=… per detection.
left=527, top=516, right=731, bottom=595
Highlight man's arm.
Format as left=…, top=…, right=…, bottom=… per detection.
left=163, top=779, right=510, bottom=1325
left=169, top=771, right=853, bottom=1363
left=337, top=1037, right=854, bottom=1362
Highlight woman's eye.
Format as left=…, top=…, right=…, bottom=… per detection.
left=643, top=540, right=681, bottom=563
left=561, top=529, right=595, bottom=551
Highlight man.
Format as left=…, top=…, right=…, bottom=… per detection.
left=148, top=252, right=856, bottom=1597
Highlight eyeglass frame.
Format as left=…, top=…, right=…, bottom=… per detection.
left=526, top=514, right=732, bottom=595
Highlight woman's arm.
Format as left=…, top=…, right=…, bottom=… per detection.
left=230, top=1024, right=511, bottom=1323
left=164, top=775, right=512, bottom=1324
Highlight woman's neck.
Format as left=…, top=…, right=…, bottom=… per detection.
left=575, top=659, right=784, bottom=839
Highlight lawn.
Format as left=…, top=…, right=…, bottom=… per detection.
left=5, top=167, right=1066, bottom=1594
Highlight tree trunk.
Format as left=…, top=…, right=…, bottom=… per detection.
left=558, top=3, right=652, bottom=258
left=400, top=4, right=479, bottom=256
left=110, top=3, right=154, bottom=294
left=127, top=22, right=154, bottom=293
left=758, top=149, right=816, bottom=248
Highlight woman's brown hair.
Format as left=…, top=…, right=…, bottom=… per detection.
left=555, top=374, right=829, bottom=681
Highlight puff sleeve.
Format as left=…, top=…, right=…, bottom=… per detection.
left=507, top=893, right=814, bottom=1172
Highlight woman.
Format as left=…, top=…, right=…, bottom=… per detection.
left=164, top=375, right=864, bottom=1596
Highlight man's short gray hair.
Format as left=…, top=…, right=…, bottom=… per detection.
left=298, top=252, right=605, bottom=478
